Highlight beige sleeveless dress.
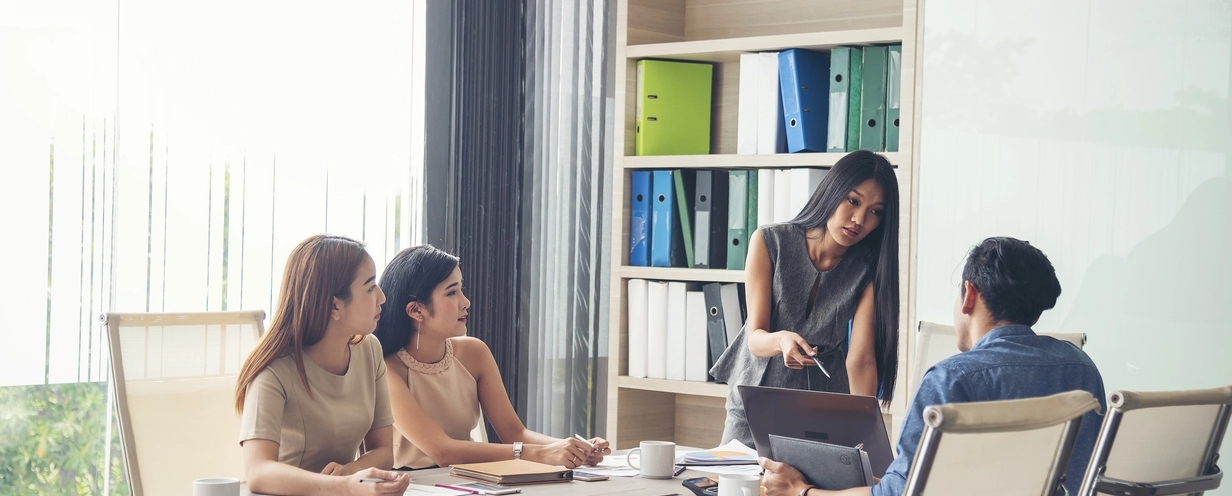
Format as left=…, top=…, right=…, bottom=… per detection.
left=392, top=339, right=483, bottom=469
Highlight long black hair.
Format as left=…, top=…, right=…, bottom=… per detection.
left=373, top=244, right=461, bottom=357
left=791, top=150, right=900, bottom=406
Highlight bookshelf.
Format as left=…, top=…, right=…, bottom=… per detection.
left=606, top=0, right=921, bottom=450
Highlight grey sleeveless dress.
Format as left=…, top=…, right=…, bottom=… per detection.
left=709, top=222, right=874, bottom=446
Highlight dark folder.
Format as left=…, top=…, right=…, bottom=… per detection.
left=693, top=170, right=730, bottom=269
left=702, top=283, right=730, bottom=369
left=672, top=169, right=697, bottom=268
left=768, top=434, right=874, bottom=490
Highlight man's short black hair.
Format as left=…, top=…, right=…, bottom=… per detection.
left=961, top=237, right=1062, bottom=325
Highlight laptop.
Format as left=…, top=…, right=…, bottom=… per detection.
left=738, top=384, right=894, bottom=477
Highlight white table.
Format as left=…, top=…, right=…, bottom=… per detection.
left=399, top=465, right=707, bottom=495
left=246, top=449, right=726, bottom=495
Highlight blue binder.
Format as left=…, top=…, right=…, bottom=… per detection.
left=779, top=49, right=831, bottom=153
left=650, top=170, right=676, bottom=267
left=629, top=171, right=651, bottom=266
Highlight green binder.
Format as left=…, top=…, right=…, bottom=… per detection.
left=727, top=171, right=749, bottom=270
left=636, top=60, right=714, bottom=156
left=885, top=45, right=902, bottom=152
left=859, top=46, right=888, bottom=152
left=827, top=47, right=863, bottom=153
left=672, top=169, right=696, bottom=268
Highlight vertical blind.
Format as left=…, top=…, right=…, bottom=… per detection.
left=1, top=0, right=423, bottom=387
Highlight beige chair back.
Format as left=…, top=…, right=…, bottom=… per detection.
left=904, top=390, right=1100, bottom=496
left=1078, top=386, right=1231, bottom=496
left=911, top=321, right=1086, bottom=400
left=105, top=310, right=266, bottom=496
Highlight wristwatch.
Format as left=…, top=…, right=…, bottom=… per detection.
left=513, top=441, right=523, bottom=459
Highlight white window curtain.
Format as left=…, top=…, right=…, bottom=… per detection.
left=1, top=0, right=423, bottom=389
left=2, top=2, right=425, bottom=493
left=520, top=0, right=612, bottom=438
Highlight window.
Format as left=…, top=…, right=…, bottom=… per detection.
left=0, top=1, right=426, bottom=493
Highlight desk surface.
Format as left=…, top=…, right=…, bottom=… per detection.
left=246, top=450, right=723, bottom=496
left=403, top=466, right=707, bottom=495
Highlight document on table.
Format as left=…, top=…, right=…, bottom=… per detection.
left=404, top=483, right=471, bottom=495
left=579, top=454, right=640, bottom=477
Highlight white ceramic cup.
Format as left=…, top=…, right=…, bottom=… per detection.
left=718, top=473, right=761, bottom=496
left=193, top=477, right=241, bottom=496
left=626, top=440, right=676, bottom=479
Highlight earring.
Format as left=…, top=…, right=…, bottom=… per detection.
left=416, top=332, right=420, bottom=350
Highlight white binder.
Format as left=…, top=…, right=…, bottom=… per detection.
left=646, top=281, right=669, bottom=380
left=685, top=291, right=709, bottom=382
left=627, top=279, right=649, bottom=378
left=665, top=282, right=688, bottom=381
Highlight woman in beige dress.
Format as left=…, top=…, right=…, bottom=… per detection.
left=234, top=234, right=410, bottom=495
left=374, top=244, right=610, bottom=469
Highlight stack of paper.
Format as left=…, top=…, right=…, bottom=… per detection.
left=676, top=440, right=758, bottom=466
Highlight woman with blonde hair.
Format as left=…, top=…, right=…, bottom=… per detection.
left=234, top=234, right=410, bottom=495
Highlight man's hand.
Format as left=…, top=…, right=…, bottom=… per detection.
left=760, top=456, right=810, bottom=496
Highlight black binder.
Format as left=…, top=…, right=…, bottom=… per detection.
left=767, top=434, right=875, bottom=490
left=693, top=170, right=728, bottom=269
left=701, top=282, right=730, bottom=370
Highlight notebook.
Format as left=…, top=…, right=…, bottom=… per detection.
left=448, top=459, right=573, bottom=485
left=768, top=434, right=874, bottom=490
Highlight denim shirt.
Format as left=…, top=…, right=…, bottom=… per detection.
left=872, top=325, right=1106, bottom=496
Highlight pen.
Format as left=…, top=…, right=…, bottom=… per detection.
left=673, top=465, right=686, bottom=476
left=359, top=478, right=384, bottom=483
left=810, top=355, right=832, bottom=379
left=573, top=433, right=597, bottom=452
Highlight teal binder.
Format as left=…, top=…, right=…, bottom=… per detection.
left=827, top=47, right=863, bottom=152
left=727, top=171, right=750, bottom=270
left=885, top=45, right=902, bottom=152
left=859, top=46, right=888, bottom=151
left=746, top=170, right=758, bottom=239
left=636, top=60, right=714, bottom=156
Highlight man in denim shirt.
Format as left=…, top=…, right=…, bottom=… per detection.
left=761, top=237, right=1106, bottom=496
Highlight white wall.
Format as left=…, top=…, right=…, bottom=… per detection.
left=917, top=0, right=1231, bottom=487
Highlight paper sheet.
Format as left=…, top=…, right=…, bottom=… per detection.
left=404, top=483, right=471, bottom=495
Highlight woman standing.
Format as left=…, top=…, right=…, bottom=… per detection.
left=711, top=150, right=901, bottom=446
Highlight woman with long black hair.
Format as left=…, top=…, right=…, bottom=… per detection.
left=711, top=150, right=901, bottom=446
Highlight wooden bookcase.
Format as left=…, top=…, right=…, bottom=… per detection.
left=605, top=0, right=921, bottom=449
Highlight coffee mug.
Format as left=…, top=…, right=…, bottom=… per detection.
left=626, top=440, right=676, bottom=479
left=718, top=473, right=761, bottom=496
left=193, top=477, right=241, bottom=496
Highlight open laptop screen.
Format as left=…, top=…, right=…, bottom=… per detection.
left=738, top=384, right=894, bottom=477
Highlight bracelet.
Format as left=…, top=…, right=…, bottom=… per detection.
left=798, top=485, right=817, bottom=496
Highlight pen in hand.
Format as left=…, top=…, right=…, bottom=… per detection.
left=573, top=433, right=596, bottom=449
left=810, top=355, right=832, bottom=379
left=573, top=433, right=602, bottom=458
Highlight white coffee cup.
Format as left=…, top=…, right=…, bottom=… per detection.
left=193, top=477, right=241, bottom=496
left=626, top=440, right=676, bottom=479
left=718, top=473, right=761, bottom=496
